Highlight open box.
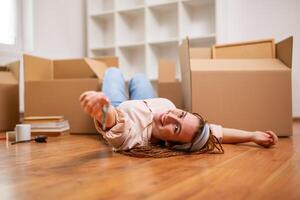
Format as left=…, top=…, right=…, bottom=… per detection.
left=179, top=37, right=293, bottom=136
left=24, top=54, right=108, bottom=134
left=0, top=62, right=19, bottom=131
left=157, top=59, right=183, bottom=109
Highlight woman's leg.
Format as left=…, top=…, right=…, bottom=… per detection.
left=102, top=67, right=128, bottom=107
left=129, top=73, right=156, bottom=100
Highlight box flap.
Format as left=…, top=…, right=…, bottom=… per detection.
left=179, top=38, right=192, bottom=111
left=84, top=58, right=108, bottom=80
left=53, top=59, right=96, bottom=79
left=7, top=60, right=20, bottom=81
left=212, top=39, right=275, bottom=59
left=0, top=72, right=18, bottom=84
left=190, top=59, right=290, bottom=71
left=92, top=56, right=119, bottom=67
left=24, top=54, right=53, bottom=81
left=276, top=36, right=293, bottom=68
left=189, top=48, right=211, bottom=59
left=158, top=59, right=176, bottom=82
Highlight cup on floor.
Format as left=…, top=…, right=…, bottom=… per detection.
left=15, top=124, right=31, bottom=142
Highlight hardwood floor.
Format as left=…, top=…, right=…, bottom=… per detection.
left=0, top=121, right=299, bottom=200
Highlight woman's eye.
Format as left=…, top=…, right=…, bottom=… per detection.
left=174, top=125, right=179, bottom=134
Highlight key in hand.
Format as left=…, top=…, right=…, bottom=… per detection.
left=101, top=104, right=109, bottom=130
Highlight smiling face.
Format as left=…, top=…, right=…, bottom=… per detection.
left=152, top=109, right=200, bottom=144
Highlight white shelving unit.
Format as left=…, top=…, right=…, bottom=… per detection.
left=86, top=0, right=217, bottom=80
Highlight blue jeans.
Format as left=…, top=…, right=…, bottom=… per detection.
left=102, top=68, right=155, bottom=107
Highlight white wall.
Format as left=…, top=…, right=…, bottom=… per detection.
left=31, top=0, right=86, bottom=59
left=217, top=0, right=300, bottom=117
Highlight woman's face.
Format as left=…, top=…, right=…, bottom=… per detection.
left=152, top=109, right=199, bottom=143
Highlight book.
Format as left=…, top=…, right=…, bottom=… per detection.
left=23, top=116, right=65, bottom=123
left=29, top=120, right=69, bottom=129
left=22, top=116, right=70, bottom=137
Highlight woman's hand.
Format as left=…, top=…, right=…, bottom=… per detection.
left=79, top=91, right=109, bottom=123
left=252, top=131, right=278, bottom=148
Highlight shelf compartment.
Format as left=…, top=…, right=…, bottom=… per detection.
left=115, top=0, right=145, bottom=11
left=147, top=41, right=179, bottom=80
left=180, top=0, right=215, bottom=38
left=116, top=9, right=145, bottom=45
left=87, top=0, right=114, bottom=15
left=147, top=3, right=178, bottom=42
left=89, top=48, right=115, bottom=57
left=88, top=13, right=115, bottom=49
left=118, top=45, right=146, bottom=80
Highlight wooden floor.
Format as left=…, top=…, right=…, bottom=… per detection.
left=1, top=122, right=300, bottom=200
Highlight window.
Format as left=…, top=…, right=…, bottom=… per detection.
left=0, top=0, right=17, bottom=45
left=0, top=0, right=21, bottom=51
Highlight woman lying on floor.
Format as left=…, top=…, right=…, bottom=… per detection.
left=79, top=68, right=278, bottom=158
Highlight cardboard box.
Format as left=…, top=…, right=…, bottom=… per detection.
left=180, top=37, right=293, bottom=136
left=24, top=54, right=108, bottom=134
left=157, top=59, right=183, bottom=109
left=212, top=39, right=276, bottom=59
left=92, top=56, right=119, bottom=67
left=0, top=62, right=19, bottom=131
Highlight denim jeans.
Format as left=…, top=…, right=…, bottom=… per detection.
left=102, top=68, right=155, bottom=107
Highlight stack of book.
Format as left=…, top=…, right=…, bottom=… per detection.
left=22, top=116, right=70, bottom=136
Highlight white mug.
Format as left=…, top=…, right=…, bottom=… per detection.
left=15, top=124, right=31, bottom=142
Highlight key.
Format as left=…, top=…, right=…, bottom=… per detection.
left=101, top=104, right=109, bottom=130
left=11, top=135, right=48, bottom=145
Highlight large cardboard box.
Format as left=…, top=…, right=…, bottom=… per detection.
left=24, top=54, right=108, bottom=134
left=157, top=59, right=183, bottom=109
left=0, top=62, right=19, bottom=131
left=179, top=37, right=293, bottom=136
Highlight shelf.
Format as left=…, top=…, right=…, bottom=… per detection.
left=147, top=0, right=178, bottom=7
left=90, top=45, right=115, bottom=50
left=87, top=0, right=114, bottom=15
left=118, top=42, right=145, bottom=49
left=117, top=9, right=145, bottom=44
left=180, top=0, right=215, bottom=38
left=189, top=35, right=216, bottom=47
left=118, top=45, right=146, bottom=80
left=88, top=13, right=115, bottom=49
left=89, top=10, right=114, bottom=17
left=115, top=0, right=145, bottom=11
left=117, top=5, right=145, bottom=13
left=86, top=0, right=217, bottom=79
left=148, top=38, right=178, bottom=45
left=90, top=48, right=115, bottom=57
left=147, top=42, right=179, bottom=80
left=147, top=3, right=178, bottom=42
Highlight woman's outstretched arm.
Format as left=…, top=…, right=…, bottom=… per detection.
left=222, top=128, right=278, bottom=148
left=79, top=91, right=117, bottom=129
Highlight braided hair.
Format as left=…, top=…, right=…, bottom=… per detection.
left=118, top=113, right=224, bottom=158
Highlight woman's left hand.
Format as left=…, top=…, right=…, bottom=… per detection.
left=252, top=131, right=278, bottom=148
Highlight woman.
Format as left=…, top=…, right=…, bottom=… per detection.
left=79, top=68, right=278, bottom=158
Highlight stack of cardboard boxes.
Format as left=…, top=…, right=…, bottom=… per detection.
left=0, top=62, right=19, bottom=131
left=179, top=37, right=293, bottom=136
